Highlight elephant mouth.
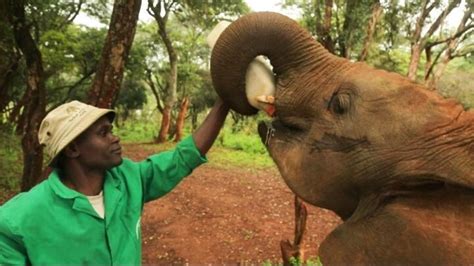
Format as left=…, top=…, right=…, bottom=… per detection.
left=258, top=121, right=275, bottom=147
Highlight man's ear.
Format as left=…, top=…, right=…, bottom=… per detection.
left=63, top=142, right=80, bottom=159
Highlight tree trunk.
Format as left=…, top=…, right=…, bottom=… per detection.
left=407, top=43, right=422, bottom=80
left=158, top=55, right=178, bottom=142
left=359, top=1, right=382, bottom=61
left=174, top=97, right=189, bottom=142
left=316, top=0, right=335, bottom=53
left=7, top=0, right=47, bottom=191
left=145, top=68, right=164, bottom=113
left=156, top=105, right=171, bottom=143
left=340, top=0, right=357, bottom=58
left=87, top=0, right=142, bottom=108
left=149, top=1, right=179, bottom=143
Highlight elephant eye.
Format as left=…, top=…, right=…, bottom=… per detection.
left=329, top=92, right=351, bottom=115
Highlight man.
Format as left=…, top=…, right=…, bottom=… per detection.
left=0, top=99, right=229, bottom=264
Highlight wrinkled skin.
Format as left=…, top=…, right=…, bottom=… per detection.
left=211, top=12, right=474, bottom=265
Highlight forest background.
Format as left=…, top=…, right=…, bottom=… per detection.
left=0, top=0, right=472, bottom=200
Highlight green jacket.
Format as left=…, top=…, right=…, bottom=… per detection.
left=0, top=136, right=206, bottom=265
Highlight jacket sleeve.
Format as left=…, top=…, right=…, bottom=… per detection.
left=138, top=136, right=207, bottom=202
left=0, top=210, right=28, bottom=265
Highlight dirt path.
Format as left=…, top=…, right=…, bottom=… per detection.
left=124, top=144, right=342, bottom=264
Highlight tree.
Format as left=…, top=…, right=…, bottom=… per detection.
left=284, top=0, right=382, bottom=59
left=424, top=3, right=473, bottom=87
left=2, top=0, right=88, bottom=128
left=87, top=0, right=142, bottom=108
left=404, top=0, right=462, bottom=80
left=43, top=26, right=107, bottom=110
left=359, top=0, right=383, bottom=61
left=3, top=0, right=141, bottom=190
left=0, top=2, right=22, bottom=119
left=147, top=0, right=179, bottom=143
left=115, top=77, right=147, bottom=124
left=147, top=0, right=248, bottom=143
left=6, top=0, right=47, bottom=191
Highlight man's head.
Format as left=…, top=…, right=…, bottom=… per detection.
left=39, top=101, right=122, bottom=170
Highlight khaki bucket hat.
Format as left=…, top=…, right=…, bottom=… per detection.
left=38, top=100, right=115, bottom=166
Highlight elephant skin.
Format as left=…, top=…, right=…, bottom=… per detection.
left=210, top=12, right=474, bottom=265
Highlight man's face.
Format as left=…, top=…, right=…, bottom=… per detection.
left=74, top=116, right=122, bottom=170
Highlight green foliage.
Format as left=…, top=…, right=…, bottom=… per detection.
left=0, top=127, right=21, bottom=198
left=285, top=0, right=378, bottom=58
left=115, top=114, right=158, bottom=143
left=43, top=25, right=107, bottom=106
left=217, top=127, right=267, bottom=155
left=306, top=257, right=324, bottom=266
left=208, top=144, right=274, bottom=170
left=369, top=47, right=411, bottom=75
left=177, top=0, right=250, bottom=28
left=287, top=256, right=324, bottom=266
left=116, top=78, right=148, bottom=118
left=438, top=66, right=474, bottom=109
left=80, top=0, right=111, bottom=25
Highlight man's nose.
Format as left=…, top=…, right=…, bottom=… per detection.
left=111, top=134, right=120, bottom=143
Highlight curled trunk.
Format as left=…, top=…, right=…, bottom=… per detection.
left=211, top=12, right=339, bottom=115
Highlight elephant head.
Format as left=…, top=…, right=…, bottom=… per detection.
left=211, top=12, right=474, bottom=264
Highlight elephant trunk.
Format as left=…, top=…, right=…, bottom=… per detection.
left=211, top=12, right=340, bottom=115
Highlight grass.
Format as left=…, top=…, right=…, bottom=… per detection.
left=115, top=118, right=158, bottom=143
left=209, top=125, right=275, bottom=170
left=208, top=145, right=275, bottom=170
left=114, top=115, right=275, bottom=170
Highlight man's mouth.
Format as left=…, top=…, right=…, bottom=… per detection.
left=111, top=147, right=122, bottom=154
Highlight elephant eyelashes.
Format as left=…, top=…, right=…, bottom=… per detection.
left=329, top=92, right=351, bottom=115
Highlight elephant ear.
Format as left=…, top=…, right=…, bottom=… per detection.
left=210, top=12, right=330, bottom=115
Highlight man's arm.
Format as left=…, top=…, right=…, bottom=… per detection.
left=192, top=98, right=230, bottom=155
left=0, top=212, right=28, bottom=264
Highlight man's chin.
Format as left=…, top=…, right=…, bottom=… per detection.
left=111, top=157, right=123, bottom=168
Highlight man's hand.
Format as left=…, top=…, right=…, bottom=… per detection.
left=192, top=98, right=230, bottom=155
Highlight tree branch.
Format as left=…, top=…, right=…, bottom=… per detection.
left=424, top=45, right=446, bottom=80
left=65, top=0, right=84, bottom=26
left=48, top=69, right=95, bottom=112
left=426, top=25, right=473, bottom=48
left=424, top=0, right=461, bottom=39
left=145, top=68, right=164, bottom=113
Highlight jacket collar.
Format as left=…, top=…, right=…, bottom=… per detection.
left=48, top=168, right=122, bottom=198
left=47, top=168, right=122, bottom=221
left=48, top=168, right=84, bottom=199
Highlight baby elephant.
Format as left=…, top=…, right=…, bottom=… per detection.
left=211, top=12, right=474, bottom=265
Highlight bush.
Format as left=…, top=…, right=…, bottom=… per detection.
left=0, top=126, right=22, bottom=201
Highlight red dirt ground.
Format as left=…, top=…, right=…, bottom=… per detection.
left=123, top=143, right=342, bottom=264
